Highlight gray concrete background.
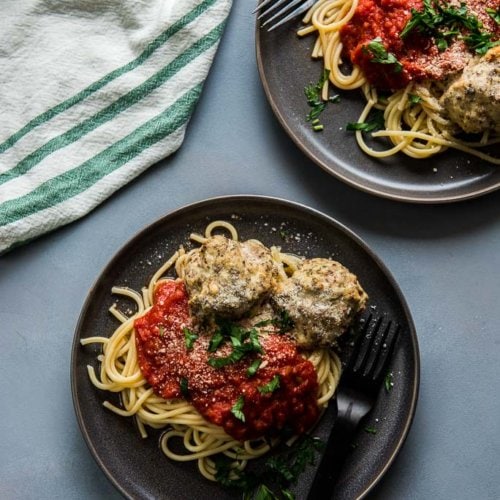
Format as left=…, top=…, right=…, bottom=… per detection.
left=1, top=2, right=499, bottom=499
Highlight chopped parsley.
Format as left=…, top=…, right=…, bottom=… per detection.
left=486, top=8, right=500, bottom=25
left=384, top=371, right=394, bottom=392
left=363, top=38, right=403, bottom=73
left=258, top=375, right=281, bottom=394
left=183, top=327, right=198, bottom=350
left=304, top=69, right=330, bottom=121
left=207, top=324, right=263, bottom=369
left=408, top=93, right=422, bottom=105
left=252, top=484, right=279, bottom=500
left=214, top=435, right=324, bottom=499
left=255, top=310, right=294, bottom=334
left=401, top=0, right=500, bottom=55
left=275, top=310, right=294, bottom=334
left=208, top=330, right=225, bottom=352
left=246, top=358, right=262, bottom=378
left=208, top=350, right=245, bottom=369
left=304, top=69, right=340, bottom=130
left=231, top=395, right=245, bottom=422
left=179, top=377, right=190, bottom=398
left=279, top=229, right=292, bottom=242
left=346, top=110, right=385, bottom=133
left=264, top=436, right=324, bottom=490
left=214, top=456, right=254, bottom=490
left=364, top=426, right=377, bottom=434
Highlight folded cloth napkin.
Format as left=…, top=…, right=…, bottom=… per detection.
left=0, top=0, right=232, bottom=254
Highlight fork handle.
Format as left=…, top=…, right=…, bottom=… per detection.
left=307, top=419, right=358, bottom=500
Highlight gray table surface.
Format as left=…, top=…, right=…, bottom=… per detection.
left=1, top=3, right=499, bottom=499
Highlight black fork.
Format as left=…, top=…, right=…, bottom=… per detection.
left=307, top=314, right=400, bottom=499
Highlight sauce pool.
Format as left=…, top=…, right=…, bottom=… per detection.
left=134, top=280, right=320, bottom=441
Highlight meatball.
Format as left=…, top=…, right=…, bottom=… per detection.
left=440, top=46, right=500, bottom=134
left=272, top=258, right=368, bottom=348
left=182, top=235, right=278, bottom=320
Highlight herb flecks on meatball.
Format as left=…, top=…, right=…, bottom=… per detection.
left=182, top=235, right=278, bottom=321
left=272, top=258, right=368, bottom=348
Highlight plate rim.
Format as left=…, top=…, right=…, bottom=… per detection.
left=254, top=24, right=500, bottom=204
left=71, top=194, right=420, bottom=499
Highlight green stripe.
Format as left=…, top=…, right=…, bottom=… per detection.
left=0, top=22, right=224, bottom=186
left=0, top=0, right=219, bottom=155
left=0, top=83, right=203, bottom=227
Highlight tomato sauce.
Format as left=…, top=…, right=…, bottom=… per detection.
left=340, top=0, right=500, bottom=90
left=134, top=280, right=320, bottom=441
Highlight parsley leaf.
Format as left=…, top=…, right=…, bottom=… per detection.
left=231, top=395, right=246, bottom=422
left=208, top=325, right=263, bottom=369
left=258, top=375, right=281, bottom=394
left=408, top=93, right=422, bottom=105
left=253, top=484, right=279, bottom=500
left=255, top=310, right=294, bottom=334
left=275, top=310, right=294, bottom=333
left=384, top=371, right=394, bottom=392
left=279, top=229, right=292, bottom=242
left=208, top=350, right=245, bottom=368
left=208, top=330, right=225, bottom=352
left=486, top=8, right=500, bottom=25
left=304, top=69, right=330, bottom=110
left=363, top=37, right=403, bottom=73
left=346, top=110, right=385, bottom=132
left=464, top=31, right=500, bottom=56
left=247, top=358, right=262, bottom=378
left=183, top=327, right=198, bottom=350
left=304, top=69, right=338, bottom=129
left=179, top=377, right=190, bottom=398
left=365, top=426, right=377, bottom=434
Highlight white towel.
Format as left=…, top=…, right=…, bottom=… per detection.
left=0, top=0, right=232, bottom=254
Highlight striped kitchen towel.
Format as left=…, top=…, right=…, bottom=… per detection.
left=0, top=0, right=232, bottom=254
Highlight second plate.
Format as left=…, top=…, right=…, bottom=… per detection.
left=256, top=22, right=500, bottom=203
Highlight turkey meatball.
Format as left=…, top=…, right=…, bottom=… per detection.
left=440, top=46, right=500, bottom=134
left=272, top=258, right=368, bottom=348
left=182, top=235, right=278, bottom=320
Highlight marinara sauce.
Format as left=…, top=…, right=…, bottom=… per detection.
left=340, top=0, right=500, bottom=90
left=134, top=280, right=320, bottom=441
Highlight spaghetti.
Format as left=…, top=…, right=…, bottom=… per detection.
left=81, top=221, right=344, bottom=481
left=298, top=0, right=500, bottom=164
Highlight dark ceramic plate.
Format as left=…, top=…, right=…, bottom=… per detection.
left=72, top=195, right=419, bottom=499
left=255, top=23, right=500, bottom=203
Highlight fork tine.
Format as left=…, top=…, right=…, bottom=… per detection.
left=352, top=315, right=381, bottom=373
left=361, top=318, right=392, bottom=377
left=267, top=0, right=315, bottom=31
left=341, top=313, right=372, bottom=371
left=257, top=0, right=289, bottom=20
left=261, top=0, right=304, bottom=26
left=346, top=315, right=400, bottom=385
left=253, top=0, right=274, bottom=14
left=372, top=322, right=400, bottom=381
